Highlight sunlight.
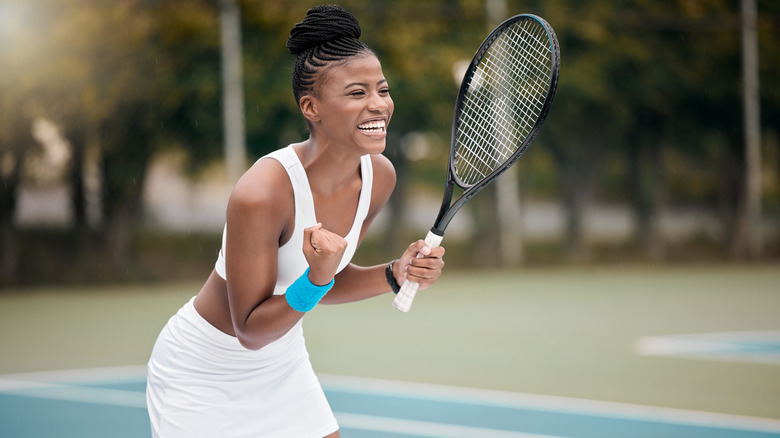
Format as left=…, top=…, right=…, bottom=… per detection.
left=0, top=2, right=25, bottom=38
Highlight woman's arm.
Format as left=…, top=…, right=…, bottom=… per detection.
left=320, top=242, right=445, bottom=304
left=319, top=154, right=445, bottom=305
left=223, top=159, right=345, bottom=350
left=223, top=159, right=300, bottom=350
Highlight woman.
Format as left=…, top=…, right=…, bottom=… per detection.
left=146, top=5, right=446, bottom=438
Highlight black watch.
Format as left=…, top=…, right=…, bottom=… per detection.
left=385, top=260, right=400, bottom=294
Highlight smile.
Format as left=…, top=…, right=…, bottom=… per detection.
left=357, top=120, right=386, bottom=134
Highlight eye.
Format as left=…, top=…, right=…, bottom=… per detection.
left=349, top=90, right=366, bottom=97
left=380, top=87, right=390, bottom=95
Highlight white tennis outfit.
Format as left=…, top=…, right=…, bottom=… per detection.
left=146, top=145, right=373, bottom=438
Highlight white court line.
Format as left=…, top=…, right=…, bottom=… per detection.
left=0, top=366, right=148, bottom=408
left=319, top=374, right=780, bottom=434
left=0, top=365, right=148, bottom=384
left=2, top=366, right=780, bottom=434
left=335, top=412, right=566, bottom=438
left=636, top=330, right=780, bottom=365
left=0, top=378, right=146, bottom=408
left=0, top=370, right=562, bottom=437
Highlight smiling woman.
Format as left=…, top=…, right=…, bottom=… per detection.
left=303, top=54, right=393, bottom=155
left=145, top=5, right=445, bottom=438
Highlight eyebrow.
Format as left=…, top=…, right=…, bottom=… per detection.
left=344, top=79, right=388, bottom=89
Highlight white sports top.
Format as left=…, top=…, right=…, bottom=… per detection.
left=214, top=145, right=373, bottom=293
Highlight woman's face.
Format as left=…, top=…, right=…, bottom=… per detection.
left=308, top=54, right=394, bottom=155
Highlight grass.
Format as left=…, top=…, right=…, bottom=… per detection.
left=1, top=264, right=778, bottom=419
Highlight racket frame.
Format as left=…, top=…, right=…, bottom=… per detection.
left=432, top=13, right=560, bottom=235
left=393, top=13, right=560, bottom=312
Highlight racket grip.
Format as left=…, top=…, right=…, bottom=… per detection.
left=392, top=229, right=444, bottom=312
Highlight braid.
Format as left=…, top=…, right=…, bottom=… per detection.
left=287, top=5, right=375, bottom=103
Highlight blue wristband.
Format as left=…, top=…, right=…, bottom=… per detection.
left=285, top=268, right=334, bottom=312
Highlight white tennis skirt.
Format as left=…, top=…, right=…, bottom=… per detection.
left=146, top=297, right=338, bottom=438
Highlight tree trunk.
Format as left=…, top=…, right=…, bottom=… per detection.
left=628, top=139, right=666, bottom=260
left=469, top=184, right=501, bottom=267
left=723, top=138, right=743, bottom=258
left=495, top=167, right=524, bottom=266
left=561, top=165, right=588, bottom=260
left=0, top=170, right=20, bottom=285
left=553, top=133, right=601, bottom=262
left=98, top=110, right=154, bottom=269
left=0, top=114, right=35, bottom=285
left=219, top=0, right=247, bottom=184
left=733, top=0, right=763, bottom=258
left=64, top=117, right=89, bottom=237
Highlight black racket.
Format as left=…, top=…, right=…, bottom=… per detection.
left=393, top=14, right=560, bottom=312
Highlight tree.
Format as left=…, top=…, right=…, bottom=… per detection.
left=1, top=0, right=224, bottom=273
left=0, top=1, right=54, bottom=283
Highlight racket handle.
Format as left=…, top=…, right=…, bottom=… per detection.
left=392, top=229, right=444, bottom=312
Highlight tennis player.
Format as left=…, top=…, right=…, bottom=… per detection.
left=146, top=5, right=445, bottom=437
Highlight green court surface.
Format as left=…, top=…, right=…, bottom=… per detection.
left=1, top=264, right=778, bottom=427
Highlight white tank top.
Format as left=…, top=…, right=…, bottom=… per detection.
left=214, top=145, right=373, bottom=294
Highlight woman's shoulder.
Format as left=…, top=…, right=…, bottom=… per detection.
left=228, top=156, right=294, bottom=214
left=369, top=153, right=396, bottom=187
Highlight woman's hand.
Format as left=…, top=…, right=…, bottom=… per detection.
left=303, top=223, right=348, bottom=285
left=394, top=240, right=445, bottom=291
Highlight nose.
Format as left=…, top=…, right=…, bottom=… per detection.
left=367, top=91, right=388, bottom=112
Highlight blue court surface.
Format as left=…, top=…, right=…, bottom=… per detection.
left=1, top=366, right=779, bottom=438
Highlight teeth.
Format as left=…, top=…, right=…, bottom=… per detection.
left=358, top=120, right=386, bottom=131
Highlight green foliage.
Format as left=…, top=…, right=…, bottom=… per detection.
left=6, top=0, right=775, bottom=201
left=1, top=0, right=779, bottom=285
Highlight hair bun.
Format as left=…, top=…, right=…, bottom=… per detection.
left=287, top=5, right=362, bottom=55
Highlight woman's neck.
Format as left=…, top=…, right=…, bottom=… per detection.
left=292, top=138, right=362, bottom=196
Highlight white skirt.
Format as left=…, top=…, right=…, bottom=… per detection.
left=146, top=297, right=338, bottom=438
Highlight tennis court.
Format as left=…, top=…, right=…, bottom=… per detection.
left=1, top=265, right=779, bottom=436
left=2, top=366, right=780, bottom=437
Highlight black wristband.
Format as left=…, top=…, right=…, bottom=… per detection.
left=385, top=259, right=400, bottom=294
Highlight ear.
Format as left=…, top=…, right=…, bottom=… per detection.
left=299, top=95, right=321, bottom=123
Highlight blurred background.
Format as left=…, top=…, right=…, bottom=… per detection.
left=1, top=3, right=779, bottom=435
left=0, top=0, right=778, bottom=287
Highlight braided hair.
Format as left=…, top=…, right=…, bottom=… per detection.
left=287, top=5, right=375, bottom=105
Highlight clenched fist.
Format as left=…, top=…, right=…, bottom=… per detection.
left=302, top=223, right=348, bottom=285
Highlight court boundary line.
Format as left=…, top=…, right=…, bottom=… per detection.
left=2, top=366, right=779, bottom=434
left=334, top=412, right=565, bottom=438
left=636, top=330, right=780, bottom=365
left=319, top=374, right=780, bottom=434
left=0, top=366, right=148, bottom=408
left=0, top=365, right=148, bottom=384
left=0, top=378, right=147, bottom=408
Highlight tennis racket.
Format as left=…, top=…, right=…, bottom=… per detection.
left=392, top=14, right=560, bottom=312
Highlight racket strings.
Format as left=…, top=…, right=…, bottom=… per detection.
left=459, top=22, right=549, bottom=177
left=455, top=19, right=553, bottom=186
